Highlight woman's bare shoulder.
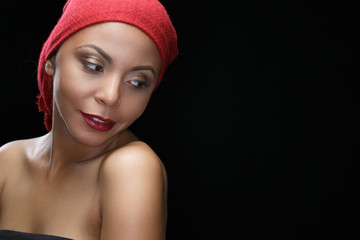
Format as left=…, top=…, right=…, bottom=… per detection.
left=0, top=137, right=44, bottom=179
left=100, top=140, right=166, bottom=181
left=0, top=140, right=26, bottom=164
left=0, top=140, right=28, bottom=195
left=98, top=141, right=167, bottom=239
left=0, top=137, right=41, bottom=160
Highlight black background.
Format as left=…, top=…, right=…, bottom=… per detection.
left=0, top=0, right=358, bottom=239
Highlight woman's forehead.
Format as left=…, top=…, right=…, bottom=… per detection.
left=58, top=22, right=161, bottom=70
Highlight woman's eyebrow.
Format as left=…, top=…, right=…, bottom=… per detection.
left=77, top=44, right=156, bottom=78
left=76, top=44, right=112, bottom=63
left=131, top=66, right=156, bottom=78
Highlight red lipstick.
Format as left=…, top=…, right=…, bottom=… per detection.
left=81, top=111, right=116, bottom=132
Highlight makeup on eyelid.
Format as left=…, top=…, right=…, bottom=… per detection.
left=79, top=60, right=151, bottom=90
left=76, top=46, right=157, bottom=82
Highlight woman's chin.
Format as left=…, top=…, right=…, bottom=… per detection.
left=66, top=124, right=123, bottom=148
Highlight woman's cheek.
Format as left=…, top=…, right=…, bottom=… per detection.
left=119, top=94, right=149, bottom=122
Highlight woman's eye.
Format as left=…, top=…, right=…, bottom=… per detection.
left=129, top=79, right=147, bottom=88
left=82, top=60, right=103, bottom=72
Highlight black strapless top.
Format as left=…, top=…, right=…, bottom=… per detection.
left=0, top=230, right=72, bottom=240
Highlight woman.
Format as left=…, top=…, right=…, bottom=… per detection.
left=0, top=0, right=178, bottom=239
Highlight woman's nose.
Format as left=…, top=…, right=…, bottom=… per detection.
left=94, top=75, right=121, bottom=107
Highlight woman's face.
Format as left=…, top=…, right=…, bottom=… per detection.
left=49, top=22, right=161, bottom=147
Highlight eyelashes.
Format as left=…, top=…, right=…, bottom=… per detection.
left=80, top=59, right=149, bottom=89
left=81, top=60, right=104, bottom=72
left=128, top=79, right=149, bottom=89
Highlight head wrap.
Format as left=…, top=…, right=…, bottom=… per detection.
left=37, top=0, right=178, bottom=131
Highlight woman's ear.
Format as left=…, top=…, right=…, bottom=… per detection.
left=45, top=60, right=55, bottom=76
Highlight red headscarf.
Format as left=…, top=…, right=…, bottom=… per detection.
left=37, top=0, right=178, bottom=131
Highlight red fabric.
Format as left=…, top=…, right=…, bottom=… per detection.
left=37, top=0, right=178, bottom=131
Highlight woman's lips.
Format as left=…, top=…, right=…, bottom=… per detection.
left=80, top=111, right=116, bottom=132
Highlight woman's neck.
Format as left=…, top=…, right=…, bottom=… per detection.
left=38, top=106, right=138, bottom=177
left=40, top=126, right=137, bottom=178
left=40, top=128, right=114, bottom=178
